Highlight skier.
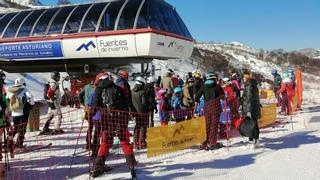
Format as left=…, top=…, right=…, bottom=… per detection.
left=277, top=72, right=295, bottom=115
left=171, top=87, right=186, bottom=122
left=40, top=71, right=63, bottom=135
left=7, top=78, right=34, bottom=150
left=131, top=77, right=148, bottom=149
left=182, top=77, right=195, bottom=107
left=116, top=70, right=132, bottom=111
left=0, top=70, right=12, bottom=176
left=241, top=69, right=261, bottom=149
left=221, top=78, right=238, bottom=125
left=195, top=72, right=224, bottom=150
left=231, top=73, right=241, bottom=117
left=145, top=77, right=158, bottom=127
left=271, top=69, right=282, bottom=106
left=91, top=72, right=136, bottom=178
left=78, top=80, right=95, bottom=150
left=158, top=88, right=171, bottom=126
left=160, top=69, right=174, bottom=95
left=193, top=71, right=203, bottom=96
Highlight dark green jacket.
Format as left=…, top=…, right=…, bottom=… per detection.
left=242, top=79, right=261, bottom=120
left=273, top=74, right=282, bottom=92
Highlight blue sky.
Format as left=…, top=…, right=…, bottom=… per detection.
left=41, top=0, right=320, bottom=50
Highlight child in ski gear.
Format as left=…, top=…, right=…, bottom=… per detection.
left=131, top=77, right=148, bottom=149
left=172, top=87, right=186, bottom=122
left=241, top=69, right=261, bottom=148
left=158, top=88, right=171, bottom=126
left=7, top=78, right=34, bottom=149
left=277, top=73, right=296, bottom=115
left=41, top=71, right=63, bottom=135
left=195, top=72, right=224, bottom=150
left=92, top=72, right=136, bottom=177
left=221, top=78, right=238, bottom=125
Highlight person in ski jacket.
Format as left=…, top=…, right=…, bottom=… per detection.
left=295, top=66, right=303, bottom=111
left=171, top=87, right=187, bottom=122
left=171, top=74, right=180, bottom=88
left=241, top=69, right=261, bottom=146
left=277, top=74, right=295, bottom=115
left=78, top=81, right=96, bottom=150
left=158, top=88, right=171, bottom=126
left=0, top=71, right=13, bottom=164
left=182, top=77, right=195, bottom=108
left=195, top=72, right=224, bottom=150
left=222, top=78, right=239, bottom=124
left=160, top=70, right=174, bottom=95
left=193, top=71, right=204, bottom=96
left=92, top=72, right=136, bottom=177
left=116, top=70, right=132, bottom=111
left=145, top=77, right=158, bottom=127
left=41, top=71, right=63, bottom=135
left=271, top=69, right=282, bottom=106
left=7, top=78, right=34, bottom=149
left=131, top=77, right=148, bottom=149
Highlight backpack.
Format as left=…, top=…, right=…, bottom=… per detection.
left=10, top=94, right=25, bottom=112
left=101, top=86, right=124, bottom=109
left=44, top=83, right=50, bottom=100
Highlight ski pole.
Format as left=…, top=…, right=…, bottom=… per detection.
left=67, top=117, right=85, bottom=178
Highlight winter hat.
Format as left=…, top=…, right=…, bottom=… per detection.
left=283, top=78, right=292, bottom=84
left=271, top=69, right=277, bottom=75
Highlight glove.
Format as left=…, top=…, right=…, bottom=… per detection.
left=246, top=112, right=252, bottom=118
left=93, top=111, right=102, bottom=122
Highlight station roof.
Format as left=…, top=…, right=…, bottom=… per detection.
left=0, top=0, right=192, bottom=40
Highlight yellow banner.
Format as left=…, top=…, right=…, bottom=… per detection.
left=259, top=103, right=277, bottom=128
left=147, top=117, right=206, bottom=158
left=259, top=89, right=274, bottom=100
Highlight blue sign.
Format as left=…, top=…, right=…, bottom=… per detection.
left=0, top=41, right=63, bottom=60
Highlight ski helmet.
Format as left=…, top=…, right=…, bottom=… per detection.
left=174, top=87, right=183, bottom=94
left=187, top=77, right=195, bottom=83
left=94, top=71, right=110, bottom=86
left=222, top=78, right=231, bottom=86
left=206, top=72, right=217, bottom=80
left=271, top=69, right=277, bottom=75
left=118, top=70, right=129, bottom=79
left=135, top=76, right=146, bottom=85
left=193, top=71, right=201, bottom=78
left=51, top=71, right=61, bottom=82
left=158, top=88, right=167, bottom=95
left=231, top=73, right=239, bottom=80
left=146, top=76, right=156, bottom=84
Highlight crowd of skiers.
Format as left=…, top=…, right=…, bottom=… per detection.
left=0, top=65, right=303, bottom=177
left=73, top=67, right=265, bottom=177
left=271, top=67, right=303, bottom=115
